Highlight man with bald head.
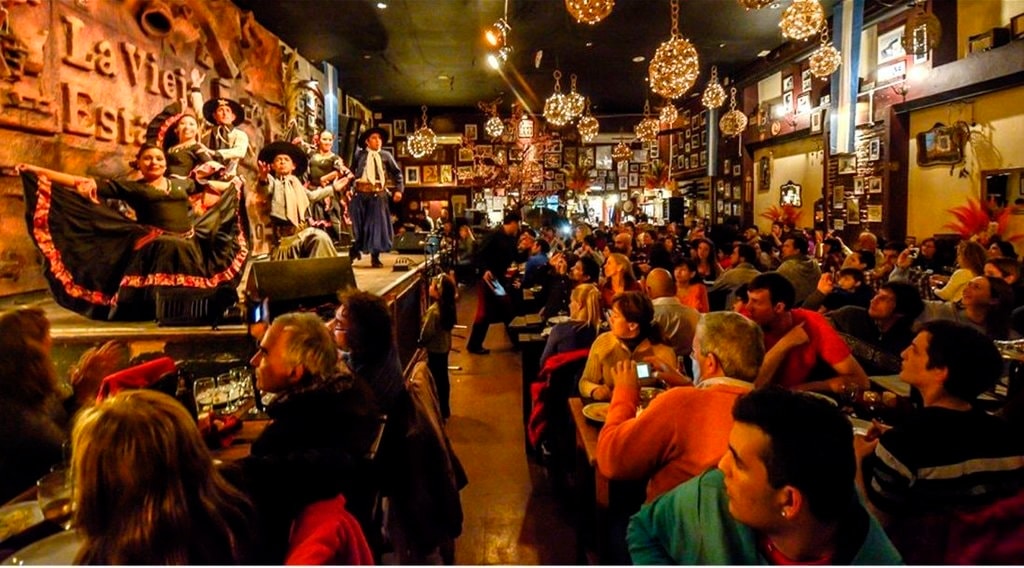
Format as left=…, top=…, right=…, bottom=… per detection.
left=647, top=268, right=700, bottom=360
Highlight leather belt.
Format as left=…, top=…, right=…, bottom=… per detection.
left=354, top=181, right=385, bottom=193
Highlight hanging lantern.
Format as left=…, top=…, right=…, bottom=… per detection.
left=701, top=65, right=727, bottom=109
left=564, top=0, right=614, bottom=25
left=648, top=0, right=700, bottom=100
left=565, top=74, right=586, bottom=120
left=635, top=99, right=659, bottom=142
left=718, top=87, right=748, bottom=138
left=780, top=0, right=825, bottom=41
left=543, top=70, right=573, bottom=127
left=809, top=28, right=842, bottom=78
left=737, top=0, right=773, bottom=9
left=407, top=105, right=437, bottom=158
left=659, top=102, right=678, bottom=125
left=485, top=115, right=505, bottom=138
left=902, top=0, right=941, bottom=56
left=612, top=140, right=632, bottom=162
left=577, top=98, right=599, bottom=142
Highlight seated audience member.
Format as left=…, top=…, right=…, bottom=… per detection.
left=578, top=292, right=677, bottom=401
left=690, top=237, right=723, bottom=282
left=646, top=268, right=699, bottom=360
left=628, top=387, right=901, bottom=565
left=985, top=256, right=1024, bottom=309
left=239, top=312, right=382, bottom=563
left=872, top=240, right=905, bottom=282
left=929, top=240, right=986, bottom=302
left=918, top=275, right=1016, bottom=340
left=827, top=282, right=924, bottom=375
left=72, top=390, right=253, bottom=564
left=597, top=312, right=764, bottom=501
left=776, top=234, right=822, bottom=307
left=841, top=248, right=877, bottom=272
left=748, top=273, right=870, bottom=393
left=802, top=268, right=873, bottom=313
left=540, top=283, right=602, bottom=367
left=707, top=243, right=761, bottom=309
left=988, top=237, right=1017, bottom=260
left=732, top=283, right=751, bottom=315
left=910, top=237, right=942, bottom=272
left=578, top=234, right=604, bottom=267
left=857, top=321, right=1024, bottom=559
left=540, top=252, right=599, bottom=317
left=600, top=252, right=642, bottom=310
left=841, top=230, right=885, bottom=267
left=523, top=237, right=550, bottom=288
left=820, top=237, right=846, bottom=274
left=673, top=258, right=709, bottom=313
left=648, top=236, right=677, bottom=272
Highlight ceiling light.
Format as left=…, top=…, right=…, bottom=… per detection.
left=485, top=18, right=511, bottom=47
left=649, top=0, right=700, bottom=100
left=578, top=99, right=599, bottom=142
left=757, top=49, right=771, bottom=57
left=543, top=70, right=573, bottom=127
left=376, top=2, right=387, bottom=8
left=902, top=0, right=941, bottom=56
left=585, top=41, right=594, bottom=47
left=486, top=46, right=512, bottom=70
left=632, top=55, right=645, bottom=63
left=737, top=0, right=773, bottom=9
left=565, top=0, right=615, bottom=25
left=809, top=28, right=841, bottom=78
left=719, top=87, right=747, bottom=138
left=701, top=65, right=727, bottom=109
left=780, top=0, right=825, bottom=41
left=363, top=54, right=372, bottom=60
left=408, top=106, right=437, bottom=158
left=635, top=99, right=660, bottom=142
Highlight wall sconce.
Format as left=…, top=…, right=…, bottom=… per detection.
left=485, top=18, right=511, bottom=47
left=487, top=45, right=513, bottom=70
left=889, top=65, right=928, bottom=102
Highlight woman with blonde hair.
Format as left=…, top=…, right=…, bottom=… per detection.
left=600, top=252, right=641, bottom=310
left=541, top=283, right=602, bottom=366
left=931, top=240, right=987, bottom=302
left=72, top=389, right=253, bottom=564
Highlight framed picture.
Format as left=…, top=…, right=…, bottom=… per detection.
left=629, top=172, right=639, bottom=187
left=494, top=147, right=507, bottom=165
left=465, top=123, right=478, bottom=140
left=832, top=185, right=845, bottom=208
left=701, top=132, right=707, bottom=146
left=690, top=153, right=699, bottom=168
left=582, top=146, right=596, bottom=167
left=393, top=120, right=407, bottom=137
left=700, top=110, right=707, bottom=126
left=867, top=204, right=883, bottom=222
left=422, top=165, right=439, bottom=184
left=877, top=27, right=906, bottom=64
left=916, top=124, right=962, bottom=166
left=810, top=109, right=824, bottom=133
left=834, top=218, right=845, bottom=231
left=732, top=164, right=741, bottom=177
left=549, top=139, right=563, bottom=153
left=759, top=155, right=771, bottom=192
left=801, top=69, right=812, bottom=91
left=649, top=146, right=659, bottom=159
left=724, top=159, right=731, bottom=172
left=440, top=164, right=453, bottom=184
left=509, top=146, right=524, bottom=162
left=869, top=138, right=881, bottom=161
left=404, top=166, right=420, bottom=185
left=684, top=157, right=690, bottom=169
left=633, top=149, right=646, bottom=163
left=618, top=176, right=628, bottom=190
left=780, top=181, right=802, bottom=207
left=846, top=198, right=861, bottom=224
left=796, top=93, right=811, bottom=114
left=378, top=123, right=392, bottom=139
left=684, top=143, right=691, bottom=153
left=782, top=91, right=794, bottom=111
left=456, top=166, right=473, bottom=181
left=544, top=169, right=555, bottom=181
left=476, top=144, right=493, bottom=157
left=595, top=146, right=613, bottom=170
left=544, top=153, right=561, bottom=169
left=717, top=179, right=725, bottom=194
left=457, top=147, right=473, bottom=162
left=853, top=178, right=865, bottom=194
left=397, top=140, right=408, bottom=157
left=837, top=154, right=857, bottom=174
left=617, top=160, right=629, bottom=176
left=564, top=146, right=578, bottom=165
left=868, top=176, right=883, bottom=193
left=691, top=135, right=699, bottom=147
left=820, top=94, right=831, bottom=107
left=700, top=151, right=707, bottom=167
left=518, top=117, right=534, bottom=138
left=1013, top=12, right=1024, bottom=39
left=782, top=74, right=794, bottom=92
left=629, top=163, right=639, bottom=173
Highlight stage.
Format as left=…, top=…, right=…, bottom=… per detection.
left=0, top=252, right=432, bottom=377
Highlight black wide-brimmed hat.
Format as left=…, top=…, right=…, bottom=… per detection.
left=145, top=101, right=192, bottom=151
left=202, top=98, right=246, bottom=126
left=358, top=126, right=390, bottom=148
left=258, top=141, right=309, bottom=177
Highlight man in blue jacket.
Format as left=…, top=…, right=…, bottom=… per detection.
left=350, top=127, right=403, bottom=267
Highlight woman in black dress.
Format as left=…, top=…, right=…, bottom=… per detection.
left=17, top=144, right=247, bottom=321
left=305, top=130, right=355, bottom=243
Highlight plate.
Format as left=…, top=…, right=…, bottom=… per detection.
left=3, top=530, right=82, bottom=565
left=547, top=316, right=571, bottom=325
left=582, top=402, right=610, bottom=423
left=849, top=417, right=873, bottom=436
left=0, top=503, right=43, bottom=544
left=802, top=391, right=838, bottom=406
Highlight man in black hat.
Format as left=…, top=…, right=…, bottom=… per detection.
left=350, top=127, right=403, bottom=268
left=201, top=97, right=250, bottom=176
left=257, top=141, right=337, bottom=259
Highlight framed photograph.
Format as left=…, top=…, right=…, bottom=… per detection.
left=544, top=170, right=555, bottom=181
left=684, top=143, right=691, bottom=153
left=633, top=149, right=646, bottom=163
left=759, top=155, right=771, bottom=192
left=629, top=163, right=639, bottom=173
left=617, top=160, right=629, bottom=176
left=846, top=198, right=861, bottom=224
left=853, top=177, right=865, bottom=194
left=810, top=109, right=824, bottom=133
left=544, top=153, right=561, bottom=169
left=796, top=93, right=811, bottom=114
left=867, top=204, right=883, bottom=223
left=404, top=166, right=420, bottom=185
left=582, top=146, right=596, bottom=167
left=493, top=147, right=507, bottom=165
left=869, top=138, right=881, bottom=161
left=820, top=94, right=831, bottom=107
left=868, top=176, right=883, bottom=193
left=832, top=185, right=845, bottom=208
left=649, top=146, right=659, bottom=159
left=834, top=218, right=845, bottom=231
left=509, top=146, right=524, bottom=162
left=916, top=124, right=962, bottom=166
left=595, top=145, right=613, bottom=170
left=549, top=139, right=563, bottom=153
left=397, top=140, right=408, bottom=157
left=877, top=27, right=906, bottom=64
left=518, top=117, right=534, bottom=138
left=618, top=176, right=628, bottom=190
left=700, top=151, right=707, bottom=167
left=700, top=110, right=708, bottom=126
left=701, top=131, right=707, bottom=146
left=422, top=165, right=439, bottom=184
left=378, top=123, right=392, bottom=139
left=1013, top=12, right=1024, bottom=39
left=440, top=164, right=454, bottom=184
left=629, top=172, right=639, bottom=187
left=684, top=157, right=690, bottom=169
left=456, top=166, right=473, bottom=181
left=457, top=147, right=473, bottom=162
left=732, top=164, right=741, bottom=177
left=465, top=123, right=478, bottom=140
left=717, top=180, right=725, bottom=194
left=837, top=154, right=857, bottom=174
left=691, top=135, right=699, bottom=147
left=564, top=146, right=578, bottom=165
left=724, top=158, right=731, bottom=172
left=393, top=120, right=407, bottom=137
left=801, top=69, right=812, bottom=91
left=782, top=75, right=794, bottom=92
left=476, top=144, right=493, bottom=157
left=782, top=91, right=794, bottom=111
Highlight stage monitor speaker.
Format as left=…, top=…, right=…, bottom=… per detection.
left=394, top=231, right=431, bottom=253
left=245, top=257, right=358, bottom=321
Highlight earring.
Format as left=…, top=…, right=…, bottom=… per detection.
left=780, top=510, right=788, bottom=518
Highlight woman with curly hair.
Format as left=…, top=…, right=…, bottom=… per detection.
left=71, top=389, right=253, bottom=564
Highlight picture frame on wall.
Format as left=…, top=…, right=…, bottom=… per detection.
left=404, top=166, right=420, bottom=185
left=544, top=153, right=561, bottom=169
left=465, top=123, right=478, bottom=140
left=422, top=165, right=439, bottom=184
left=700, top=151, right=707, bottom=167
left=832, top=185, right=845, bottom=208
left=869, top=138, right=881, bottom=161
left=618, top=176, right=628, bottom=190
left=629, top=163, right=639, bottom=173
left=877, top=27, right=907, bottom=64
left=582, top=146, right=596, bottom=167
left=801, top=69, right=812, bottom=91
left=810, top=109, right=824, bottom=133
left=595, top=145, right=613, bottom=170
left=783, top=74, right=794, bottom=92
left=509, top=146, right=523, bottom=162
left=820, top=94, right=831, bottom=107
left=796, top=93, right=811, bottom=114
left=550, top=139, right=563, bottom=153
left=733, top=164, right=741, bottom=177
left=378, top=123, right=392, bottom=139
left=649, top=146, right=659, bottom=159
left=853, top=177, right=865, bottom=194
left=837, top=154, right=857, bottom=174
left=867, top=204, right=883, bottom=223
left=617, top=160, right=629, bottom=176
left=564, top=146, right=578, bottom=165
left=393, top=120, right=407, bottom=137
left=868, top=176, right=883, bottom=193
left=456, top=166, right=473, bottom=181
left=724, top=158, right=731, bottom=172
left=782, top=91, right=794, bottom=111
left=846, top=198, right=861, bottom=224
left=397, top=140, right=408, bottom=157
left=476, top=144, right=493, bottom=157
left=629, top=173, right=639, bottom=187
left=834, top=218, right=845, bottom=231
left=440, top=164, right=454, bottom=184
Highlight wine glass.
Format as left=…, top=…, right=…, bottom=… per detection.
left=193, top=377, right=217, bottom=418
left=37, top=468, right=73, bottom=530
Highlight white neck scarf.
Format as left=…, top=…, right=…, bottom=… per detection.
left=366, top=150, right=384, bottom=184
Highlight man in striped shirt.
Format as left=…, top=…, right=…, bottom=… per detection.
left=856, top=320, right=1024, bottom=529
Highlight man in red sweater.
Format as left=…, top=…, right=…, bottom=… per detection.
left=596, top=311, right=765, bottom=502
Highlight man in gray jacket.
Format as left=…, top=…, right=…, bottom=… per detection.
left=777, top=234, right=821, bottom=307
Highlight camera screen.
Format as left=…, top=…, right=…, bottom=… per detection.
left=635, top=362, right=651, bottom=379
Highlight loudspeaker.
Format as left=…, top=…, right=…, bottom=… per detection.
left=665, top=197, right=686, bottom=223
left=394, top=231, right=431, bottom=253
left=245, top=256, right=358, bottom=321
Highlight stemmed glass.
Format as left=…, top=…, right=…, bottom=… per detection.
left=37, top=468, right=73, bottom=530
left=193, top=377, right=217, bottom=418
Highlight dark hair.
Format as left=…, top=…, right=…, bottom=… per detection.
left=735, top=243, right=758, bottom=265
left=837, top=267, right=865, bottom=284
left=882, top=240, right=907, bottom=253
left=879, top=281, right=924, bottom=320
left=338, top=290, right=395, bottom=364
left=732, top=387, right=855, bottom=522
left=612, top=291, right=662, bottom=344
left=577, top=255, right=601, bottom=283
left=535, top=238, right=550, bottom=254
left=748, top=272, right=796, bottom=310
left=823, top=238, right=842, bottom=255
left=735, top=283, right=750, bottom=304
left=987, top=257, right=1021, bottom=281
left=135, top=142, right=164, bottom=161
left=854, top=249, right=877, bottom=270
left=981, top=275, right=1015, bottom=339
left=917, top=320, right=1002, bottom=401
left=435, top=275, right=457, bottom=331
left=583, top=234, right=597, bottom=248
left=991, top=240, right=1018, bottom=259
left=502, top=212, right=521, bottom=225
left=786, top=235, right=808, bottom=255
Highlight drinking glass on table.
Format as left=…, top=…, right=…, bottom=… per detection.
left=193, top=377, right=217, bottom=418
left=37, top=468, right=73, bottom=530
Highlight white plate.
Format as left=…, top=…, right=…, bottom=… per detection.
left=547, top=316, right=571, bottom=325
left=582, top=402, right=610, bottom=423
left=3, top=530, right=81, bottom=565
left=0, top=502, right=43, bottom=544
left=849, top=417, right=873, bottom=436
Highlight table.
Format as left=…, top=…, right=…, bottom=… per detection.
left=210, top=419, right=270, bottom=462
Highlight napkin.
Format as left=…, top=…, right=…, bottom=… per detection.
left=95, top=357, right=177, bottom=403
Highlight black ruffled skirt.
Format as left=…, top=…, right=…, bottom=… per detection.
left=21, top=172, right=248, bottom=321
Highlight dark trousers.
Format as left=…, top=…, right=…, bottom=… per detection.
left=467, top=280, right=513, bottom=350
left=427, top=351, right=451, bottom=419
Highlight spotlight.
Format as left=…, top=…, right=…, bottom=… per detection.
left=485, top=18, right=511, bottom=47
left=487, top=45, right=512, bottom=70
